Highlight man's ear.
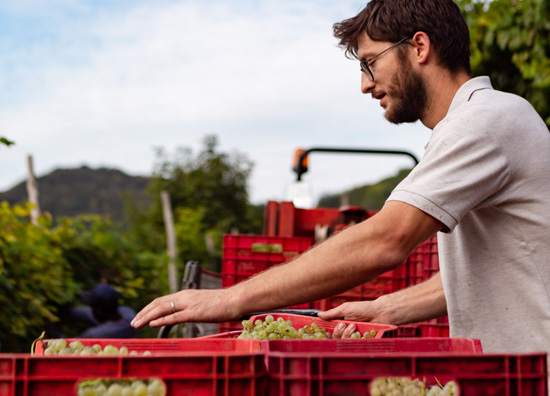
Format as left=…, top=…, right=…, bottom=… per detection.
left=410, top=31, right=431, bottom=65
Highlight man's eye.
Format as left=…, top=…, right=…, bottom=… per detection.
left=368, top=60, right=376, bottom=70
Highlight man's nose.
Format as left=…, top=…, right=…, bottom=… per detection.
left=361, top=73, right=375, bottom=94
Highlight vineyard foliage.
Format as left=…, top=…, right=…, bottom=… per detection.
left=0, top=203, right=166, bottom=351
left=0, top=136, right=260, bottom=351
left=459, top=0, right=550, bottom=126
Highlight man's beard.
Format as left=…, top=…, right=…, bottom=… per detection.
left=384, top=56, right=428, bottom=124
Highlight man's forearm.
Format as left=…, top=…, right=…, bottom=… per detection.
left=230, top=202, right=443, bottom=318
left=375, top=272, right=447, bottom=325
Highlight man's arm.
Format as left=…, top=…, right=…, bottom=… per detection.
left=131, top=201, right=443, bottom=329
left=318, top=273, right=447, bottom=338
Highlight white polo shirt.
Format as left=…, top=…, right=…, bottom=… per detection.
left=388, top=76, right=550, bottom=354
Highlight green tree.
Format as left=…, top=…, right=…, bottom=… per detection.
left=125, top=134, right=263, bottom=273
left=150, top=135, right=253, bottom=231
left=459, top=0, right=550, bottom=126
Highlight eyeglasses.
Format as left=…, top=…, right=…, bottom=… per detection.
left=360, top=37, right=410, bottom=81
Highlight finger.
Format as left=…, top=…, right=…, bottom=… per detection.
left=131, top=298, right=176, bottom=329
left=318, top=306, right=344, bottom=321
left=341, top=323, right=357, bottom=339
left=331, top=322, right=347, bottom=339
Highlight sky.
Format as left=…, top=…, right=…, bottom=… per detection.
left=0, top=0, right=433, bottom=206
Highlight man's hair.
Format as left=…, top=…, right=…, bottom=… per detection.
left=333, top=0, right=471, bottom=75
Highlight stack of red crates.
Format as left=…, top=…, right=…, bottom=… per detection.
left=220, top=231, right=449, bottom=336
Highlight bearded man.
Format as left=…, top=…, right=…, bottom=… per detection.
left=132, top=0, right=550, bottom=363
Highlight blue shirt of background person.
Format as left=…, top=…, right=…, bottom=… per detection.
left=70, top=283, right=137, bottom=338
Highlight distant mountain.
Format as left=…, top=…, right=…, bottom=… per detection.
left=317, top=168, right=412, bottom=210
left=0, top=166, right=151, bottom=221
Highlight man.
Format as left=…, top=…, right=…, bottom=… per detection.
left=132, top=0, right=550, bottom=358
left=71, top=283, right=137, bottom=338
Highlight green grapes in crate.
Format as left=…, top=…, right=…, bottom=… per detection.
left=77, top=378, right=166, bottom=396
left=369, top=377, right=459, bottom=396
left=42, top=339, right=152, bottom=357
left=237, top=315, right=377, bottom=340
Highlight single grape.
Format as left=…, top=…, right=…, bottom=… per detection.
left=92, top=344, right=103, bottom=354
left=147, top=379, right=166, bottom=396
left=107, top=383, right=123, bottom=396
left=131, top=381, right=147, bottom=391
left=132, top=383, right=147, bottom=396
left=121, top=386, right=133, bottom=396
left=265, top=315, right=274, bottom=324
left=119, top=346, right=129, bottom=356
left=58, top=347, right=73, bottom=355
left=95, top=383, right=108, bottom=396
left=53, top=338, right=67, bottom=352
left=80, top=347, right=94, bottom=356
left=103, top=345, right=119, bottom=356
left=70, top=340, right=84, bottom=351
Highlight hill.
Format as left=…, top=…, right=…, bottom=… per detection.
left=0, top=165, right=410, bottom=221
left=0, top=166, right=151, bottom=221
left=317, top=168, right=412, bottom=210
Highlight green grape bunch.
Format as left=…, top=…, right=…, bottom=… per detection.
left=369, top=377, right=459, bottom=396
left=237, top=315, right=377, bottom=341
left=77, top=378, right=166, bottom=396
left=42, top=339, right=152, bottom=357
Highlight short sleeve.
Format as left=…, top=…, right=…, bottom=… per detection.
left=387, top=119, right=510, bottom=232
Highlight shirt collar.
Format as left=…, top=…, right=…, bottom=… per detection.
left=447, top=76, right=493, bottom=115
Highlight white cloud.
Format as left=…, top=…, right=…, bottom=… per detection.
left=0, top=0, right=431, bottom=205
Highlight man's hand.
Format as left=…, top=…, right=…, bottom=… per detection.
left=321, top=273, right=447, bottom=339
left=319, top=299, right=393, bottom=324
left=320, top=298, right=395, bottom=338
left=131, top=289, right=240, bottom=329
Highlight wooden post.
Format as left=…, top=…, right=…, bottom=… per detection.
left=26, top=155, right=41, bottom=225
left=161, top=191, right=179, bottom=294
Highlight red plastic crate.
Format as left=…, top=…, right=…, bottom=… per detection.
left=220, top=234, right=314, bottom=333
left=2, top=340, right=265, bottom=396
left=265, top=351, right=547, bottom=396
left=218, top=321, right=247, bottom=333
left=407, top=235, right=440, bottom=286
left=383, top=319, right=451, bottom=338
left=34, top=338, right=261, bottom=355
left=313, top=266, right=408, bottom=311
left=221, top=234, right=313, bottom=309
left=261, top=337, right=482, bottom=354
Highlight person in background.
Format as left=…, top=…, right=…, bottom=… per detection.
left=70, top=283, right=137, bottom=338
left=131, top=0, right=550, bottom=364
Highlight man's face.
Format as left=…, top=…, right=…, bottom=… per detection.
left=358, top=33, right=428, bottom=124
